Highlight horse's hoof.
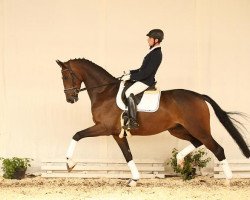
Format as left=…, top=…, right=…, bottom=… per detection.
left=127, top=179, right=138, bottom=187
left=66, top=163, right=76, bottom=172
left=66, top=160, right=76, bottom=172
left=177, top=159, right=184, bottom=168
left=224, top=179, right=231, bottom=187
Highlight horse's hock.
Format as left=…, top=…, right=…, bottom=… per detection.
left=41, top=159, right=165, bottom=178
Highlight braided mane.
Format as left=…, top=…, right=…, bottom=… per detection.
left=67, top=58, right=116, bottom=80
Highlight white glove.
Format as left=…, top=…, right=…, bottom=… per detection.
left=121, top=75, right=131, bottom=81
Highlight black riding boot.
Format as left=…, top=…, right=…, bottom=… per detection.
left=123, top=94, right=139, bottom=130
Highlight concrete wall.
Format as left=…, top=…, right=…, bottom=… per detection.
left=0, top=0, right=250, bottom=172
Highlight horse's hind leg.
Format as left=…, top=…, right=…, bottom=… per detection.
left=200, top=136, right=232, bottom=180
left=183, top=123, right=233, bottom=179
left=169, top=125, right=203, bottom=167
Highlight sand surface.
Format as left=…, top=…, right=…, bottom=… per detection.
left=0, top=176, right=250, bottom=200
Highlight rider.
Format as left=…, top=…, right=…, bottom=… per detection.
left=121, top=29, right=164, bottom=130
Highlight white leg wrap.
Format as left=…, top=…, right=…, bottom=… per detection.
left=176, top=144, right=196, bottom=161
left=66, top=139, right=77, bottom=159
left=220, top=159, right=233, bottom=179
left=128, top=160, right=140, bottom=180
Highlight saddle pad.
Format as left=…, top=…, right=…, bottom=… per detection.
left=116, top=82, right=161, bottom=112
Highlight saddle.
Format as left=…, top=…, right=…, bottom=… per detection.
left=121, top=81, right=157, bottom=105
left=116, top=81, right=161, bottom=112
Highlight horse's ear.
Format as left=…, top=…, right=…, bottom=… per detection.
left=56, top=60, right=64, bottom=68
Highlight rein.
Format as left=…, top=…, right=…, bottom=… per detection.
left=78, top=78, right=122, bottom=92
left=62, top=66, right=123, bottom=94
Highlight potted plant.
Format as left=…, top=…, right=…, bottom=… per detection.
left=165, top=148, right=211, bottom=180
left=0, top=157, right=33, bottom=179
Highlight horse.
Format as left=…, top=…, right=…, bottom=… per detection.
left=56, top=58, right=250, bottom=186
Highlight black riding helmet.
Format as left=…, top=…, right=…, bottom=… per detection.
left=146, top=29, right=164, bottom=42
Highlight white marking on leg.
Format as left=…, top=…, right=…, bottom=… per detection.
left=66, top=139, right=77, bottom=170
left=66, top=139, right=77, bottom=159
left=220, top=159, right=233, bottom=179
left=176, top=144, right=196, bottom=167
left=128, top=160, right=140, bottom=180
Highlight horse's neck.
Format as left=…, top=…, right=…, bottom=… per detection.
left=81, top=61, right=116, bottom=88
left=76, top=60, right=117, bottom=104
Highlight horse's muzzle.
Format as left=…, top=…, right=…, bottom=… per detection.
left=66, top=96, right=79, bottom=104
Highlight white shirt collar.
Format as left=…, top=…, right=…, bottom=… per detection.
left=149, top=45, right=161, bottom=52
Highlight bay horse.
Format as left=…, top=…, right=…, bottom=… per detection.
left=56, top=58, right=250, bottom=186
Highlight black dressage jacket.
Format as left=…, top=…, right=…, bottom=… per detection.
left=130, top=47, right=162, bottom=86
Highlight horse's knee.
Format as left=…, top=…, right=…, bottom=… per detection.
left=214, top=146, right=226, bottom=161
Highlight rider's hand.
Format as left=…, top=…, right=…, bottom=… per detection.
left=121, top=75, right=130, bottom=81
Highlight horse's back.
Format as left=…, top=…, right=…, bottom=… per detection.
left=161, top=89, right=203, bottom=102
left=160, top=89, right=210, bottom=121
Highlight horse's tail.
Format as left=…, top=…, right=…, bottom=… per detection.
left=202, top=94, right=250, bottom=158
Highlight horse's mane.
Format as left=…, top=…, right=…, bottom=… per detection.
left=67, top=58, right=116, bottom=80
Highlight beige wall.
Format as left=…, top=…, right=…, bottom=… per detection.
left=0, top=0, right=250, bottom=172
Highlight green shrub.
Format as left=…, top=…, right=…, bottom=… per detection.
left=0, top=157, right=32, bottom=179
left=166, top=148, right=211, bottom=180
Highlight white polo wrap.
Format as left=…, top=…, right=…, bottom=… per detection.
left=128, top=160, right=140, bottom=180
left=66, top=139, right=77, bottom=159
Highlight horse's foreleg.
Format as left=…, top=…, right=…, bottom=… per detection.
left=113, top=135, right=139, bottom=187
left=66, top=139, right=77, bottom=171
left=65, top=124, right=108, bottom=171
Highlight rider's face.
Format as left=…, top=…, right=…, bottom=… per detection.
left=147, top=37, right=154, bottom=46
left=147, top=37, right=158, bottom=47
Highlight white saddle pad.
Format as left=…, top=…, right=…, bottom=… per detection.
left=116, top=82, right=161, bottom=112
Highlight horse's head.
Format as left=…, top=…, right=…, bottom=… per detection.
left=56, top=60, right=82, bottom=104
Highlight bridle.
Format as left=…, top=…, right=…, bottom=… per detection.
left=61, top=66, right=122, bottom=95
left=61, top=67, right=82, bottom=96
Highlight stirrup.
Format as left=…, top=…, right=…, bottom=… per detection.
left=130, top=118, right=139, bottom=128
left=122, top=119, right=139, bottom=130
left=122, top=111, right=129, bottom=121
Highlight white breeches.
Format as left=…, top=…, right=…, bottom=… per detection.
left=125, top=81, right=149, bottom=98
